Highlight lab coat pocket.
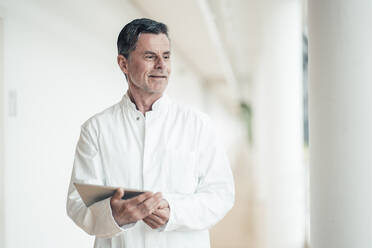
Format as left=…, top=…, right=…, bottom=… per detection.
left=165, top=148, right=198, bottom=194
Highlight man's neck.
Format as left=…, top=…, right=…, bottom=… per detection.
left=127, top=87, right=162, bottom=115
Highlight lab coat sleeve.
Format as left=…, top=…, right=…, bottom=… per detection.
left=162, top=119, right=235, bottom=232
left=66, top=121, right=135, bottom=238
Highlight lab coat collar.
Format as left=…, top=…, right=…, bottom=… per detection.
left=121, top=91, right=170, bottom=115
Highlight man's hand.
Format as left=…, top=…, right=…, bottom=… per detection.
left=143, top=199, right=170, bottom=229
left=110, top=188, right=163, bottom=226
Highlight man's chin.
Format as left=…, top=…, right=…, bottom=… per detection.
left=146, top=84, right=168, bottom=94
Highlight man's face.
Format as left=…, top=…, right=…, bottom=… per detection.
left=118, top=33, right=171, bottom=95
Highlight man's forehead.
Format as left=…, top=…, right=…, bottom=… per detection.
left=135, top=33, right=170, bottom=52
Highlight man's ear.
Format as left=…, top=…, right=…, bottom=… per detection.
left=117, top=54, right=129, bottom=74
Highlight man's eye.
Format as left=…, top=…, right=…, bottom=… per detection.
left=145, top=55, right=155, bottom=59
left=163, top=55, right=170, bottom=60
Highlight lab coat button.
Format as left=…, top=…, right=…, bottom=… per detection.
left=136, top=117, right=140, bottom=121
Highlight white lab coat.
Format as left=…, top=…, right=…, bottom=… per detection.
left=66, top=93, right=235, bottom=248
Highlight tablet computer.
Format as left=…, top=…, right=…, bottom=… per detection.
left=74, top=182, right=144, bottom=207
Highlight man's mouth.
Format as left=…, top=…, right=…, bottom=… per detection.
left=149, top=75, right=167, bottom=78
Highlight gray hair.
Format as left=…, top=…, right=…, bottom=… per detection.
left=117, top=18, right=169, bottom=58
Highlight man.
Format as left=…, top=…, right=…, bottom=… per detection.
left=66, top=18, right=234, bottom=248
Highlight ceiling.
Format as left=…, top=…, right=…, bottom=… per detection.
left=131, top=0, right=304, bottom=102
left=130, top=0, right=249, bottom=95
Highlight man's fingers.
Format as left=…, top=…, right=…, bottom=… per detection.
left=129, top=192, right=163, bottom=219
left=157, top=199, right=169, bottom=209
left=110, top=191, right=166, bottom=226
left=143, top=217, right=157, bottom=229
left=146, top=213, right=165, bottom=225
left=127, top=191, right=153, bottom=205
left=139, top=192, right=163, bottom=212
left=153, top=208, right=169, bottom=221
left=112, top=188, right=125, bottom=200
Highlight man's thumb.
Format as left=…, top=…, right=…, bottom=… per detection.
left=113, top=188, right=125, bottom=200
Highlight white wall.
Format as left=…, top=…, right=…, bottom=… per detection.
left=2, top=1, right=137, bottom=247
left=0, top=0, right=215, bottom=247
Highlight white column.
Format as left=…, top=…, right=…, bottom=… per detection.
left=0, top=17, right=5, bottom=248
left=253, top=1, right=305, bottom=247
left=309, top=1, right=372, bottom=248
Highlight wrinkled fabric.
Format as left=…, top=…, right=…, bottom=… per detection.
left=66, top=93, right=235, bottom=248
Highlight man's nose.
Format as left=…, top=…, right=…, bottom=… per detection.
left=155, top=57, right=166, bottom=70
